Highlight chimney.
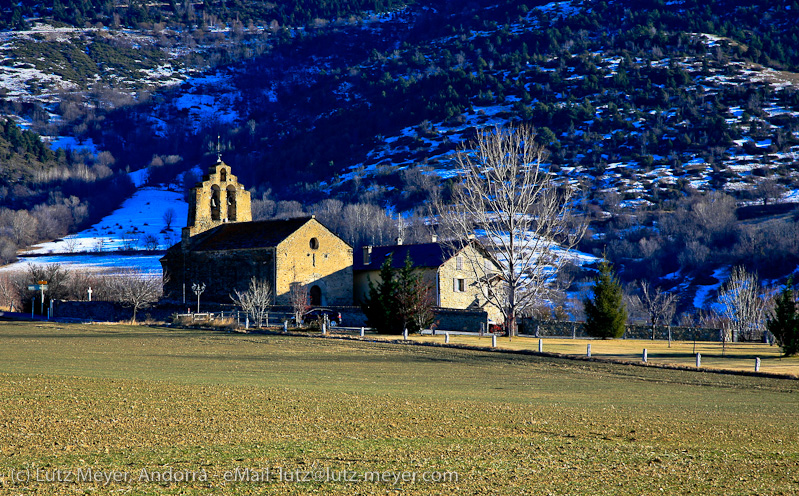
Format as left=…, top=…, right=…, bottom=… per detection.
left=431, top=234, right=438, bottom=243
left=363, top=246, right=372, bottom=265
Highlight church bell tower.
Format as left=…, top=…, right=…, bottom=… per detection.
left=182, top=157, right=252, bottom=244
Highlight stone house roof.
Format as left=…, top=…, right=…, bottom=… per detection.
left=354, top=239, right=494, bottom=271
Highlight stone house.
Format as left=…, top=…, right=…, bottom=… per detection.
left=353, top=240, right=503, bottom=323
left=160, top=158, right=353, bottom=306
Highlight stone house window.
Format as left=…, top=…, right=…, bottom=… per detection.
left=310, top=237, right=319, bottom=250
left=454, top=278, right=465, bottom=292
left=456, top=256, right=463, bottom=270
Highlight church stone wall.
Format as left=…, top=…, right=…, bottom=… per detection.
left=275, top=219, right=353, bottom=306
left=163, top=247, right=276, bottom=304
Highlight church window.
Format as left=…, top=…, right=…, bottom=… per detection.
left=310, top=237, right=319, bottom=250
left=220, top=169, right=227, bottom=182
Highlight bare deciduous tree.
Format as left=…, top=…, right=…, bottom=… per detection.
left=437, top=124, right=585, bottom=338
left=230, top=277, right=273, bottom=327
left=0, top=272, right=21, bottom=311
left=142, top=234, right=160, bottom=251
left=639, top=281, right=680, bottom=339
left=289, top=283, right=310, bottom=326
left=717, top=266, right=768, bottom=342
left=111, top=269, right=164, bottom=323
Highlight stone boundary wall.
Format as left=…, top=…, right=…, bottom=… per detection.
left=53, top=300, right=234, bottom=323
left=54, top=300, right=487, bottom=334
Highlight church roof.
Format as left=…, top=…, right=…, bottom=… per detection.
left=353, top=241, right=470, bottom=271
left=184, top=217, right=315, bottom=252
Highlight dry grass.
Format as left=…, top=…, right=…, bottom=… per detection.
left=366, top=332, right=799, bottom=376
left=0, top=321, right=796, bottom=495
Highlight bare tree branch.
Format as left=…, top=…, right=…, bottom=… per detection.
left=639, top=280, right=680, bottom=339
left=716, top=266, right=767, bottom=341
left=111, top=269, right=164, bottom=323
left=230, top=277, right=273, bottom=327
left=436, top=124, right=586, bottom=337
left=289, top=283, right=310, bottom=326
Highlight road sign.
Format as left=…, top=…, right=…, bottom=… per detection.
left=27, top=284, right=48, bottom=291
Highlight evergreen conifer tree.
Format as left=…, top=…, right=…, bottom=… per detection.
left=362, top=254, right=401, bottom=334
left=362, top=253, right=435, bottom=334
left=766, top=279, right=799, bottom=356
left=583, top=259, right=628, bottom=339
left=396, top=253, right=435, bottom=333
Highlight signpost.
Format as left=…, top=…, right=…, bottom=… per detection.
left=27, top=281, right=48, bottom=316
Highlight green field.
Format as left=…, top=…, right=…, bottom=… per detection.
left=0, top=322, right=797, bottom=495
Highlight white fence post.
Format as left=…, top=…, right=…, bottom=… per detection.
left=755, top=357, right=761, bottom=372
left=642, top=349, right=648, bottom=363
left=587, top=343, right=591, bottom=357
left=403, top=328, right=408, bottom=340
left=491, top=334, right=497, bottom=348
left=445, top=332, right=450, bottom=344
left=360, top=327, right=365, bottom=337
left=696, top=353, right=701, bottom=368
left=538, top=339, right=543, bottom=353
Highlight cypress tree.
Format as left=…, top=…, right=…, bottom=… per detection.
left=584, top=259, right=628, bottom=339
left=767, top=279, right=799, bottom=356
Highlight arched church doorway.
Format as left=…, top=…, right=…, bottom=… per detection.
left=310, top=285, right=322, bottom=306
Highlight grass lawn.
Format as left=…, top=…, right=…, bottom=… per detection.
left=0, top=321, right=796, bottom=495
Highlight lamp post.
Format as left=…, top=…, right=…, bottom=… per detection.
left=192, top=282, right=206, bottom=313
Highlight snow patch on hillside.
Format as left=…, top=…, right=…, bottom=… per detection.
left=2, top=187, right=187, bottom=276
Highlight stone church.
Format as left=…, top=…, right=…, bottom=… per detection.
left=160, top=158, right=353, bottom=306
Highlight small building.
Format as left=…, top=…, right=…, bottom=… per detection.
left=160, top=158, right=353, bottom=306
left=353, top=240, right=502, bottom=323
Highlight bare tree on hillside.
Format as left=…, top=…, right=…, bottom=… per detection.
left=163, top=208, right=176, bottom=231
left=230, top=277, right=273, bottom=327
left=437, top=124, right=586, bottom=338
